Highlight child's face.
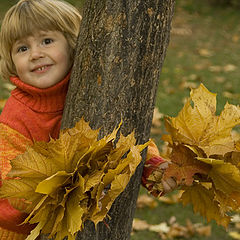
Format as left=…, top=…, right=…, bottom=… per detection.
left=11, top=31, right=72, bottom=88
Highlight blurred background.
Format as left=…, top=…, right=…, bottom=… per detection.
left=0, top=0, right=240, bottom=239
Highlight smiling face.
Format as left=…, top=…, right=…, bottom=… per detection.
left=11, top=31, right=72, bottom=88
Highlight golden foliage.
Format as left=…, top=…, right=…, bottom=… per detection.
left=0, top=118, right=147, bottom=240
left=162, top=84, right=240, bottom=227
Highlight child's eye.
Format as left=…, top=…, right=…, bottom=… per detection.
left=43, top=38, right=53, bottom=45
left=17, top=46, right=28, bottom=53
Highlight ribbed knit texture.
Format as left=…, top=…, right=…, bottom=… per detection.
left=0, top=73, right=70, bottom=239
left=0, top=72, right=70, bottom=142
left=0, top=228, right=27, bottom=240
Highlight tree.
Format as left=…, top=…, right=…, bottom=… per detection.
left=42, top=0, right=175, bottom=239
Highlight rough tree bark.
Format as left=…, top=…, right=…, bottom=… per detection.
left=46, top=0, right=175, bottom=239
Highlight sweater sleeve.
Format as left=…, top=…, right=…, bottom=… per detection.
left=0, top=123, right=35, bottom=234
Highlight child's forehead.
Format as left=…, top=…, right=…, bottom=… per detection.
left=11, top=26, right=62, bottom=46
left=14, top=30, right=60, bottom=42
left=8, top=16, right=60, bottom=43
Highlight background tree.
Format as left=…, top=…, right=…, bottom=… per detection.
left=59, top=0, right=175, bottom=239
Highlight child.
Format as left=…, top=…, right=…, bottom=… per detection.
left=0, top=0, right=176, bottom=239
left=0, top=0, right=81, bottom=239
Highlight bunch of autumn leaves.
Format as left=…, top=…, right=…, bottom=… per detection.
left=158, top=84, right=240, bottom=228
left=0, top=119, right=147, bottom=240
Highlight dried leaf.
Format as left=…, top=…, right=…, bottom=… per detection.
left=181, top=184, right=230, bottom=227
left=132, top=218, right=150, bottom=231
left=195, top=225, right=211, bottom=237
left=198, top=49, right=213, bottom=57
left=223, top=64, right=237, bottom=72
left=137, top=194, right=158, bottom=209
left=164, top=84, right=240, bottom=156
left=149, top=222, right=170, bottom=233
left=164, top=145, right=210, bottom=186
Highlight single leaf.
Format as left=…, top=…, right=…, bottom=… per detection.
left=25, top=221, right=45, bottom=240
left=0, top=178, right=39, bottom=200
left=209, top=161, right=240, bottom=194
left=197, top=158, right=240, bottom=194
left=164, top=144, right=210, bottom=186
left=7, top=147, right=59, bottom=178
left=181, top=184, right=230, bottom=227
left=164, top=84, right=240, bottom=156
left=35, top=171, right=72, bottom=195
left=66, top=188, right=85, bottom=234
left=214, top=189, right=240, bottom=213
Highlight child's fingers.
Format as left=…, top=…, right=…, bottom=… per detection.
left=162, top=177, right=177, bottom=193
left=158, top=161, right=168, bottom=170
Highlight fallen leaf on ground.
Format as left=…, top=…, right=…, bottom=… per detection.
left=171, top=27, right=192, bottom=36
left=209, top=65, right=222, bottom=72
left=149, top=222, right=170, bottom=233
left=223, top=64, right=237, bottom=72
left=132, top=219, right=150, bottom=231
left=195, top=224, right=211, bottom=236
left=198, top=49, right=213, bottom=57
left=137, top=194, right=158, bottom=209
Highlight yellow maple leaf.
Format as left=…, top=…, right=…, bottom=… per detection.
left=0, top=118, right=148, bottom=240
left=164, top=84, right=240, bottom=156
left=181, top=184, right=231, bottom=227
left=198, top=158, right=240, bottom=194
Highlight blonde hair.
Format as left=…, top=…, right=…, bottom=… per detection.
left=0, top=0, right=82, bottom=80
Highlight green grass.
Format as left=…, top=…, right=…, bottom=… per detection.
left=0, top=0, right=239, bottom=239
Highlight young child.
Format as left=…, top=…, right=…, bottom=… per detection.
left=0, top=0, right=81, bottom=239
left=0, top=0, right=176, bottom=239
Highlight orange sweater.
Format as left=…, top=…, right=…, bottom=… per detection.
left=0, top=73, right=70, bottom=239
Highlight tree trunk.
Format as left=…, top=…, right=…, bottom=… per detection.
left=44, top=0, right=175, bottom=239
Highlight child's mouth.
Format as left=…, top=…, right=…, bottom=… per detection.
left=32, top=65, right=52, bottom=73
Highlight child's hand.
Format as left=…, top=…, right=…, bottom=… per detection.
left=157, top=161, right=177, bottom=194
left=142, top=156, right=177, bottom=197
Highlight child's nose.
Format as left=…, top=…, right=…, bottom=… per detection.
left=30, top=46, right=44, bottom=60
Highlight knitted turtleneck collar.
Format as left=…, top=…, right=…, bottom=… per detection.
left=9, top=72, right=71, bottom=113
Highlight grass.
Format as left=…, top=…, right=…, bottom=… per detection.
left=0, top=0, right=239, bottom=239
